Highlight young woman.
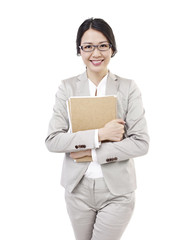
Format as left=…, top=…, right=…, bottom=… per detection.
left=45, top=18, right=149, bottom=240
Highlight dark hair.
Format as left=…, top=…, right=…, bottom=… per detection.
left=76, top=18, right=117, bottom=57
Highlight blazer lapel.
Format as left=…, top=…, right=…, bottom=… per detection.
left=76, top=71, right=90, bottom=96
left=106, top=71, right=118, bottom=95
left=106, top=72, right=124, bottom=119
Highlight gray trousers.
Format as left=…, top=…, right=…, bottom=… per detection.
left=65, top=177, right=135, bottom=240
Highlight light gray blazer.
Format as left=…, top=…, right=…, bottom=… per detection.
left=45, top=71, right=149, bottom=195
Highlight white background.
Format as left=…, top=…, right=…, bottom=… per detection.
left=0, top=0, right=180, bottom=239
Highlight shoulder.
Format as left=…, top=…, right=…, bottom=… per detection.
left=115, top=74, right=137, bottom=89
left=56, top=75, right=77, bottom=100
left=56, top=73, right=85, bottom=99
left=59, top=71, right=87, bottom=88
left=110, top=72, right=140, bottom=98
left=60, top=74, right=79, bottom=87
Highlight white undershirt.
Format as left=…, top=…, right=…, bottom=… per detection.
left=84, top=75, right=107, bottom=178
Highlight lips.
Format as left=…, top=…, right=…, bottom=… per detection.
left=90, top=60, right=104, bottom=66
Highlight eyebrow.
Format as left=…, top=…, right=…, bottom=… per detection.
left=81, top=41, right=108, bottom=45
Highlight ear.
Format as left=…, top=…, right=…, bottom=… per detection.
left=111, top=49, right=114, bottom=58
left=78, top=48, right=83, bottom=56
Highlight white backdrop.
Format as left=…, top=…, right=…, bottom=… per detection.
left=0, top=0, right=180, bottom=239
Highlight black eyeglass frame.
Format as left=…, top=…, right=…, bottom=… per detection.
left=79, top=43, right=112, bottom=52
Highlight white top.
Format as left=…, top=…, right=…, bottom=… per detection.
left=84, top=74, right=108, bottom=178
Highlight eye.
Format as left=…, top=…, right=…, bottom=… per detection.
left=99, top=43, right=109, bottom=50
left=83, top=44, right=93, bottom=50
left=101, top=44, right=108, bottom=47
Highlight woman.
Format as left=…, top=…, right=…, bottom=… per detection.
left=45, top=18, right=149, bottom=240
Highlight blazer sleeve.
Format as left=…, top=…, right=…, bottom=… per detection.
left=96, top=80, right=150, bottom=164
left=45, top=80, right=96, bottom=153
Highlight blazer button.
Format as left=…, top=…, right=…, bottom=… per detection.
left=79, top=145, right=86, bottom=148
left=106, top=157, right=118, bottom=162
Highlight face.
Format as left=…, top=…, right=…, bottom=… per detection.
left=80, top=28, right=113, bottom=77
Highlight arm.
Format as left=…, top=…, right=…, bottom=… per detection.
left=96, top=80, right=149, bottom=164
left=45, top=81, right=97, bottom=153
left=70, top=120, right=125, bottom=159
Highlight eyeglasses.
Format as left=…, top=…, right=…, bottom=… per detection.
left=79, top=43, right=112, bottom=52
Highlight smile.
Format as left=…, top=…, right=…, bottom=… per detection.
left=90, top=60, right=104, bottom=66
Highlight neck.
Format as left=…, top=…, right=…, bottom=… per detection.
left=87, top=69, right=108, bottom=86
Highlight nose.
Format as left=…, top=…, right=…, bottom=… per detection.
left=92, top=47, right=102, bottom=57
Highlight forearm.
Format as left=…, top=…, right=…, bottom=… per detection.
left=96, top=108, right=149, bottom=164
left=96, top=133, right=149, bottom=164
left=45, top=129, right=96, bottom=153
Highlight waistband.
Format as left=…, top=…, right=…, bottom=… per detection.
left=79, top=177, right=108, bottom=190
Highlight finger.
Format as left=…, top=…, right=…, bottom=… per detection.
left=119, top=129, right=125, bottom=134
left=70, top=152, right=82, bottom=158
left=70, top=153, right=74, bottom=158
left=70, top=150, right=89, bottom=159
left=115, top=119, right=126, bottom=125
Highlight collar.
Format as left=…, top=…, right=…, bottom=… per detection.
left=76, top=70, right=118, bottom=96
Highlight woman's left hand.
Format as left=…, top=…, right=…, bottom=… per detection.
left=70, top=150, right=91, bottom=159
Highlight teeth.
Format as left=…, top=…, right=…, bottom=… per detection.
left=91, top=60, right=102, bottom=64
left=90, top=60, right=104, bottom=66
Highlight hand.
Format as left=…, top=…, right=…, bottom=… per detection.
left=98, top=119, right=125, bottom=142
left=70, top=150, right=91, bottom=159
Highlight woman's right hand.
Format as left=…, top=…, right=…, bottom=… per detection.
left=98, top=119, right=125, bottom=142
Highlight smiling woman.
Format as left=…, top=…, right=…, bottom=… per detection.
left=45, top=17, right=149, bottom=240
left=76, top=18, right=117, bottom=85
left=79, top=28, right=113, bottom=84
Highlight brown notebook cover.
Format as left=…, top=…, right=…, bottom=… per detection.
left=68, top=96, right=117, bottom=162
